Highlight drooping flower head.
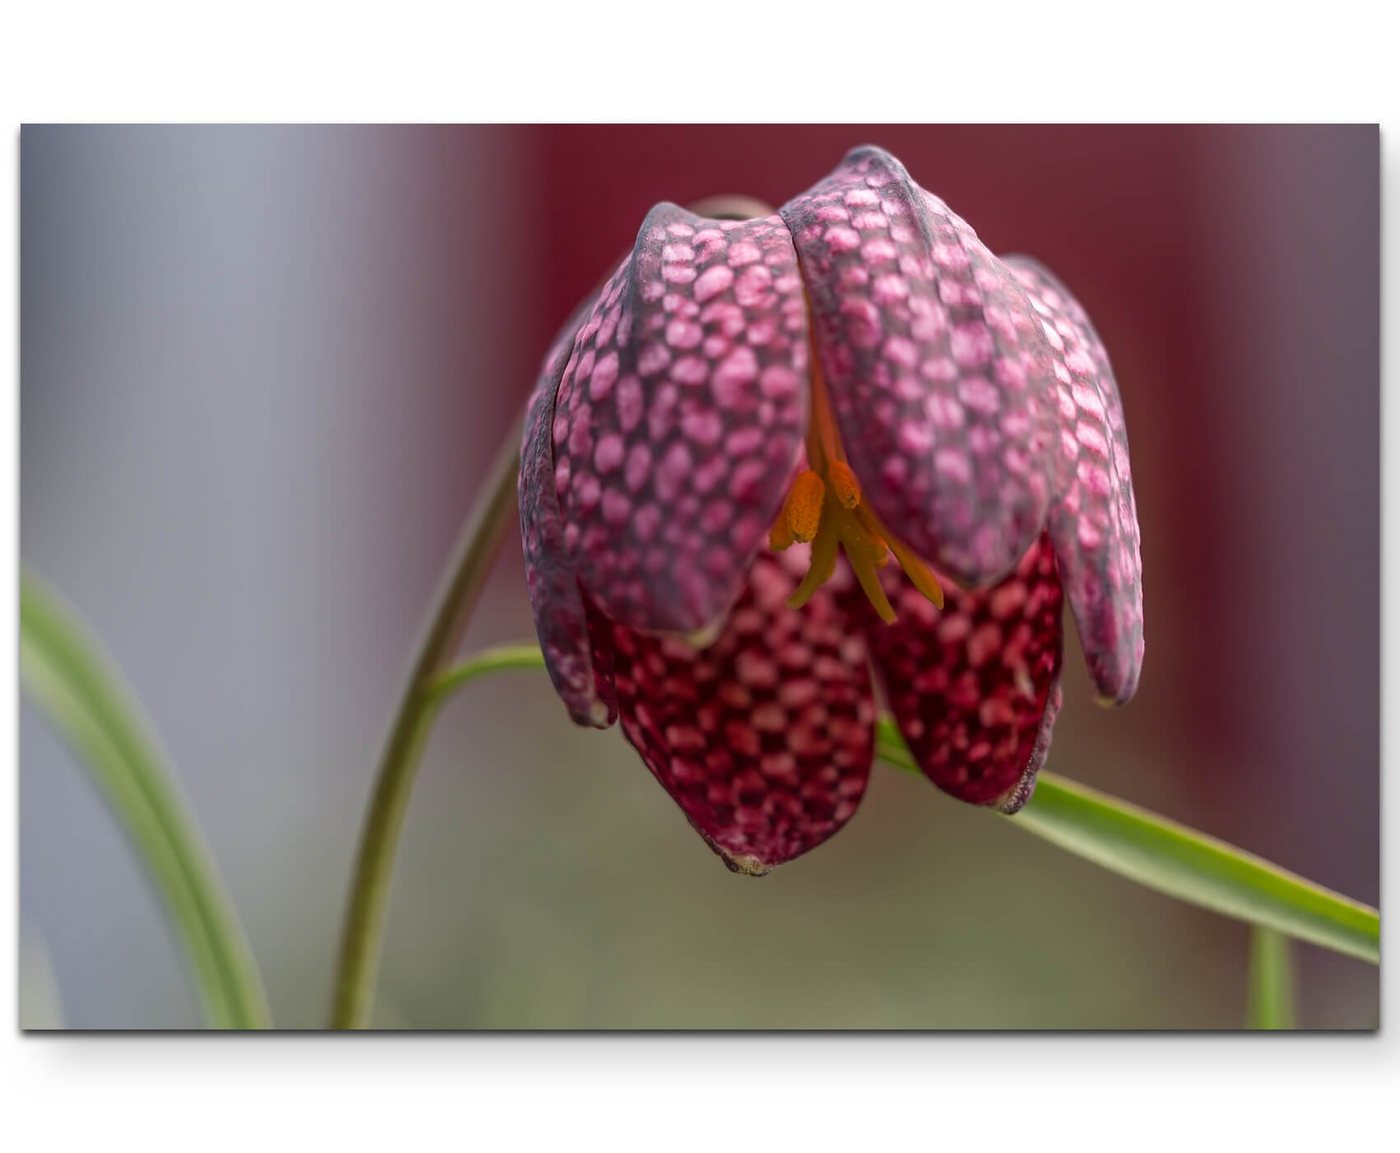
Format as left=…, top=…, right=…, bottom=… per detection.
left=520, top=146, right=1143, bottom=874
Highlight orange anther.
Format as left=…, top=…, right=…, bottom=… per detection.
left=828, top=460, right=862, bottom=509
left=782, top=470, right=826, bottom=543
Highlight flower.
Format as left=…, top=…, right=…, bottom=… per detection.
left=519, top=146, right=1143, bottom=874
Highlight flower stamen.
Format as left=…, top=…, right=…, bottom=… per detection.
left=828, top=460, right=862, bottom=510
left=771, top=336, right=945, bottom=619
left=787, top=516, right=840, bottom=610
left=768, top=518, right=795, bottom=552
left=782, top=470, right=826, bottom=543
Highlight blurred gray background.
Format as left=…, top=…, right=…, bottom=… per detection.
left=20, top=126, right=1378, bottom=1029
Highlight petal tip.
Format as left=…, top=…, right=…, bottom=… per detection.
left=998, top=680, right=1064, bottom=814
left=579, top=699, right=615, bottom=729
left=721, top=852, right=774, bottom=877
left=1089, top=635, right=1144, bottom=708
left=1093, top=683, right=1137, bottom=710
left=557, top=678, right=617, bottom=730
left=995, top=773, right=1038, bottom=815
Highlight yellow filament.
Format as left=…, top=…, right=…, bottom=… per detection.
left=847, top=548, right=896, bottom=623
left=787, top=516, right=840, bottom=610
left=858, top=504, right=945, bottom=610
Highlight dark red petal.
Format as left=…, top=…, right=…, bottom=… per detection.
left=519, top=311, right=617, bottom=727
left=591, top=549, right=875, bottom=873
left=553, top=205, right=809, bottom=636
left=1005, top=257, right=1144, bottom=704
left=781, top=146, right=1057, bottom=588
left=851, top=535, right=1064, bottom=812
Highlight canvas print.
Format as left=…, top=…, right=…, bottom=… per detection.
left=19, top=125, right=1378, bottom=1030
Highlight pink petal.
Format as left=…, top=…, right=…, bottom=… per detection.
left=589, top=549, right=876, bottom=873
left=519, top=309, right=617, bottom=727
left=1005, top=257, right=1144, bottom=704
left=781, top=146, right=1057, bottom=587
left=851, top=534, right=1065, bottom=812
left=553, top=204, right=809, bottom=636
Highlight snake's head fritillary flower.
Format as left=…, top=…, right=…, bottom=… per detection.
left=520, top=146, right=1143, bottom=875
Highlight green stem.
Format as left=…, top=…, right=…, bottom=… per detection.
left=1247, top=926, right=1297, bottom=1029
left=329, top=430, right=521, bottom=1029
left=421, top=644, right=553, bottom=708
left=20, top=570, right=271, bottom=1029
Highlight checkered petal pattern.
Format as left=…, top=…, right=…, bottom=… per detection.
left=551, top=204, right=809, bottom=636
left=850, top=535, right=1065, bottom=811
left=519, top=306, right=618, bottom=727
left=780, top=146, right=1058, bottom=589
left=589, top=548, right=875, bottom=874
left=518, top=145, right=1145, bottom=871
left=1005, top=257, right=1144, bottom=704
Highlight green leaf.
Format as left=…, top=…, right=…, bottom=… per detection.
left=1247, top=926, right=1297, bottom=1029
left=20, top=569, right=271, bottom=1029
left=381, top=644, right=1385, bottom=970
left=877, top=719, right=1378, bottom=965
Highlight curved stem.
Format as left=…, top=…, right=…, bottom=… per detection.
left=329, top=430, right=521, bottom=1029
left=421, top=644, right=553, bottom=708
